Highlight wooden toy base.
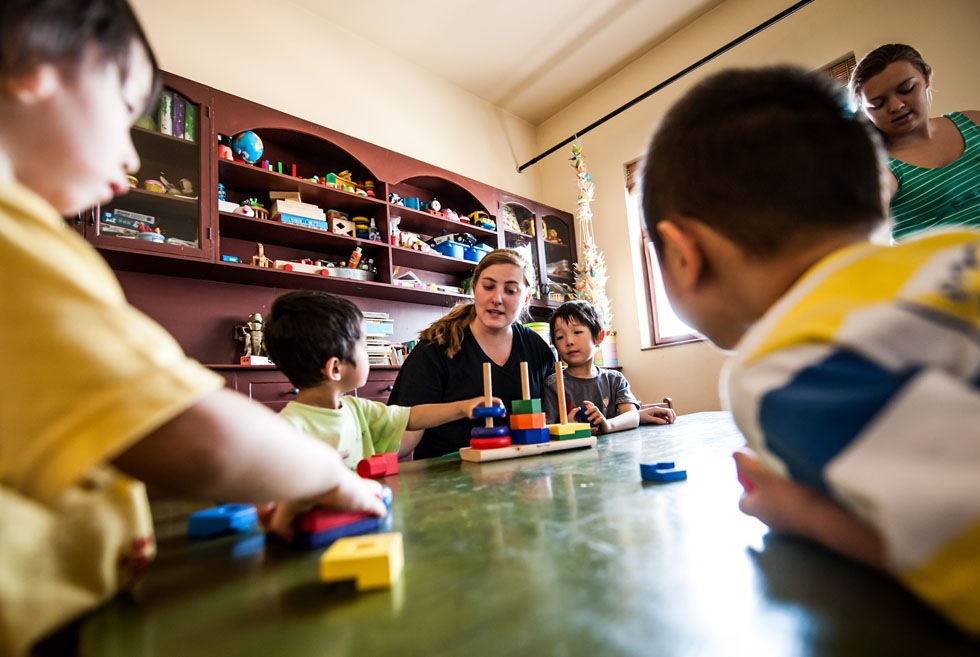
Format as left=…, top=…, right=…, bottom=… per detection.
left=458, top=436, right=597, bottom=463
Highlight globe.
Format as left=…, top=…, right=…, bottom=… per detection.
left=231, top=130, right=264, bottom=164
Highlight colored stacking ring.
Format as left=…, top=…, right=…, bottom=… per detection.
left=471, top=425, right=509, bottom=438
left=472, top=403, right=507, bottom=419
left=470, top=436, right=512, bottom=450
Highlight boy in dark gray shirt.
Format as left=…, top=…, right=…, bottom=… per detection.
left=543, top=301, right=640, bottom=434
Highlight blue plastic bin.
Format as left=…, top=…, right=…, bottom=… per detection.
left=433, top=241, right=466, bottom=259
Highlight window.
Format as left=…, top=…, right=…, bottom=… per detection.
left=625, top=160, right=700, bottom=347
left=821, top=52, right=857, bottom=86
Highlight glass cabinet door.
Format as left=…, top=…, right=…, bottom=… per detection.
left=501, top=201, right=541, bottom=299
left=87, top=75, right=212, bottom=261
left=541, top=213, right=574, bottom=303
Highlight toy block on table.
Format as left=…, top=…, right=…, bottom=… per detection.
left=509, top=412, right=546, bottom=430
left=357, top=452, right=399, bottom=479
left=293, top=510, right=381, bottom=549
left=548, top=423, right=592, bottom=440
left=320, top=532, right=404, bottom=590
left=511, top=398, right=542, bottom=414
left=459, top=435, right=597, bottom=462
left=510, top=427, right=551, bottom=444
left=640, top=461, right=688, bottom=483
left=188, top=504, right=258, bottom=538
left=293, top=485, right=392, bottom=548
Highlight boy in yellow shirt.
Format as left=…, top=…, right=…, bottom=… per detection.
left=640, top=66, right=980, bottom=635
left=0, top=2, right=383, bottom=654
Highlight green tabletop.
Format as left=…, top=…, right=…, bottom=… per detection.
left=77, top=412, right=977, bottom=657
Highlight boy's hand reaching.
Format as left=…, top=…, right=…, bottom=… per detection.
left=574, top=401, right=606, bottom=434
left=733, top=448, right=885, bottom=569
left=261, top=470, right=386, bottom=540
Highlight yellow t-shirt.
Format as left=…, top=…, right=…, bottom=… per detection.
left=0, top=182, right=223, bottom=656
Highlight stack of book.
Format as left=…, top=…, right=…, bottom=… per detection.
left=364, top=312, right=397, bottom=366
left=155, top=90, right=197, bottom=142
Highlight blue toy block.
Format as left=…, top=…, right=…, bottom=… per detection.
left=187, top=503, right=259, bottom=538
left=294, top=516, right=381, bottom=549
left=471, top=424, right=509, bottom=438
left=472, top=403, right=507, bottom=419
left=640, top=461, right=688, bottom=483
left=510, top=427, right=551, bottom=444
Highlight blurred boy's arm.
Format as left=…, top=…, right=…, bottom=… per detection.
left=111, top=388, right=385, bottom=519
left=733, top=449, right=885, bottom=569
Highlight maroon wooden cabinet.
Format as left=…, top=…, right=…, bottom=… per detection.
left=212, top=366, right=399, bottom=412
left=94, top=71, right=574, bottom=368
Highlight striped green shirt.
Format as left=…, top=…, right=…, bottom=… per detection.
left=889, top=112, right=980, bottom=241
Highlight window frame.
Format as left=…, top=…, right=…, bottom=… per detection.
left=626, top=160, right=701, bottom=348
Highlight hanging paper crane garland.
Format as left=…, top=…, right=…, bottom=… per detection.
left=567, top=141, right=613, bottom=330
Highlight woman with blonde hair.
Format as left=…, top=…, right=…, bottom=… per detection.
left=388, top=249, right=555, bottom=458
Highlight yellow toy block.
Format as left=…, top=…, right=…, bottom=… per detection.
left=319, top=532, right=404, bottom=590
left=509, top=412, right=546, bottom=430
left=548, top=423, right=592, bottom=439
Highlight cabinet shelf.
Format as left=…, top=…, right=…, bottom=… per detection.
left=390, top=245, right=480, bottom=274
left=219, top=160, right=385, bottom=213
left=391, top=204, right=497, bottom=241
left=219, top=212, right=370, bottom=252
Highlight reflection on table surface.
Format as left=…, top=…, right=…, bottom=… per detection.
left=78, top=412, right=979, bottom=657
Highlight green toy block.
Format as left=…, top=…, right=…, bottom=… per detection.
left=511, top=399, right=542, bottom=414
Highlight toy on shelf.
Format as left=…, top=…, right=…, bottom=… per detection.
left=216, top=133, right=234, bottom=161
left=251, top=243, right=272, bottom=268
left=235, top=311, right=270, bottom=365
left=231, top=130, right=264, bottom=164
left=468, top=210, right=496, bottom=231
left=459, top=361, right=596, bottom=463
left=274, top=259, right=322, bottom=275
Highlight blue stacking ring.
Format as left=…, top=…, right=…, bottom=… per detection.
left=471, top=425, right=509, bottom=437
left=472, top=404, right=507, bottom=419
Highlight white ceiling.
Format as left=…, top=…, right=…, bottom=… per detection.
left=289, top=0, right=725, bottom=125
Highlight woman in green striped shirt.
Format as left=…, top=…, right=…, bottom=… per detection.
left=851, top=44, right=980, bottom=241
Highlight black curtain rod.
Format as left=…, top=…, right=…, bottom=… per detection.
left=517, top=0, right=816, bottom=173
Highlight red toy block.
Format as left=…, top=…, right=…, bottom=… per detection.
left=509, top=412, right=546, bottom=430
left=356, top=453, right=399, bottom=479
left=470, top=436, right=512, bottom=450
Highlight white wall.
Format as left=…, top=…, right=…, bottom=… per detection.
left=131, top=0, right=980, bottom=414
left=533, top=0, right=980, bottom=413
left=129, top=0, right=543, bottom=200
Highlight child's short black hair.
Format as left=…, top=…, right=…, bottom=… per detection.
left=641, top=66, right=885, bottom=260
left=0, top=0, right=162, bottom=115
left=264, top=291, right=363, bottom=389
left=549, top=300, right=603, bottom=343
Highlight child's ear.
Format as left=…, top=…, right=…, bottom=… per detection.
left=656, top=217, right=705, bottom=293
left=8, top=64, right=60, bottom=103
left=595, top=329, right=606, bottom=345
left=321, top=357, right=343, bottom=382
